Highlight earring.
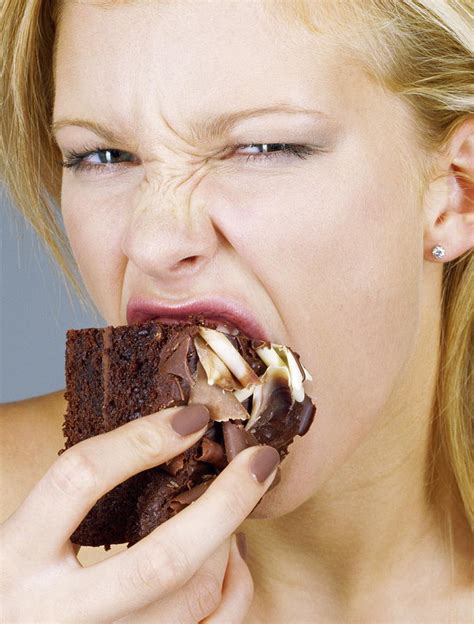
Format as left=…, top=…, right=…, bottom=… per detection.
left=431, top=245, right=446, bottom=260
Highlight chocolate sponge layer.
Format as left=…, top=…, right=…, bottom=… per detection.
left=62, top=317, right=316, bottom=548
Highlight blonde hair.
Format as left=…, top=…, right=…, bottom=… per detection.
left=1, top=0, right=473, bottom=532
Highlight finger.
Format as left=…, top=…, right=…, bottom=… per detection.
left=4, top=405, right=210, bottom=557
left=203, top=533, right=254, bottom=623
left=116, top=539, right=231, bottom=624
left=80, top=445, right=279, bottom=621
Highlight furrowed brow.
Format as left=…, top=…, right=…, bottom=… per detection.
left=50, top=105, right=328, bottom=143
left=188, top=105, right=328, bottom=141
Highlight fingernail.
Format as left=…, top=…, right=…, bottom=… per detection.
left=250, top=446, right=280, bottom=483
left=171, top=405, right=210, bottom=436
left=236, top=532, right=247, bottom=561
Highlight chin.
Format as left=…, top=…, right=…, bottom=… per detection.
left=249, top=466, right=314, bottom=520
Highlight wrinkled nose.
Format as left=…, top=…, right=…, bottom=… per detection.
left=121, top=173, right=219, bottom=285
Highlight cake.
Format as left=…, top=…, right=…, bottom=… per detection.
left=62, top=315, right=316, bottom=548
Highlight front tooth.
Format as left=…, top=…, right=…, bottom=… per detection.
left=198, top=326, right=261, bottom=388
left=214, top=321, right=239, bottom=336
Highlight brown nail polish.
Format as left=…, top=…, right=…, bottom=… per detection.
left=236, top=532, right=247, bottom=561
left=250, top=446, right=280, bottom=483
left=171, top=405, right=210, bottom=436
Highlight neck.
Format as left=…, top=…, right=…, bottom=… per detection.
left=243, top=302, right=468, bottom=621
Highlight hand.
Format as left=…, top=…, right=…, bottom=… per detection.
left=1, top=405, right=279, bottom=622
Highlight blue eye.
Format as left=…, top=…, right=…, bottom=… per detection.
left=60, top=148, right=136, bottom=173
left=59, top=143, right=315, bottom=174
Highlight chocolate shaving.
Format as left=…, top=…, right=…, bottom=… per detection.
left=222, top=421, right=259, bottom=462
left=159, top=334, right=197, bottom=386
left=169, top=479, right=215, bottom=513
left=196, top=437, right=227, bottom=470
left=163, top=453, right=185, bottom=476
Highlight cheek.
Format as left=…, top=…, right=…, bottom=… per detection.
left=225, top=154, right=424, bottom=516
left=61, top=180, right=128, bottom=322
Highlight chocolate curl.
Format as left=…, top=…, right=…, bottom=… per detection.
left=159, top=334, right=197, bottom=385
left=163, top=453, right=185, bottom=476
left=196, top=437, right=227, bottom=470
left=222, top=421, right=259, bottom=462
left=169, top=478, right=215, bottom=513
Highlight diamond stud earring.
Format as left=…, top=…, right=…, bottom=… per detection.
left=431, top=245, right=446, bottom=260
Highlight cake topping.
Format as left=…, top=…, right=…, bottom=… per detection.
left=222, top=421, right=259, bottom=461
left=198, top=326, right=262, bottom=388
left=194, top=334, right=241, bottom=391
left=245, top=365, right=294, bottom=431
left=159, top=334, right=197, bottom=386
left=190, top=322, right=314, bottom=429
left=196, top=437, right=227, bottom=469
left=189, top=362, right=249, bottom=422
left=169, top=479, right=215, bottom=513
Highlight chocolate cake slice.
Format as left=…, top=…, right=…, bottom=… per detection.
left=62, top=315, right=316, bottom=548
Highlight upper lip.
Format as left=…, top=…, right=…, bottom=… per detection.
left=126, top=296, right=270, bottom=341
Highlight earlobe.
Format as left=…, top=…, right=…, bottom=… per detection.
left=423, top=118, right=474, bottom=263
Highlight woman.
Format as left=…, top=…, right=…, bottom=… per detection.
left=1, top=0, right=472, bottom=621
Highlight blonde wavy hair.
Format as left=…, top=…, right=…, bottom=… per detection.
left=1, top=0, right=473, bottom=537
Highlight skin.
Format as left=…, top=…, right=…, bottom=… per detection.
left=1, top=0, right=473, bottom=621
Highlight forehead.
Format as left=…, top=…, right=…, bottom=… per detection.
left=53, top=0, right=374, bottom=141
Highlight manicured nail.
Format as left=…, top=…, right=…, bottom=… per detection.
left=236, top=532, right=247, bottom=561
left=171, top=405, right=210, bottom=436
left=250, top=446, right=280, bottom=483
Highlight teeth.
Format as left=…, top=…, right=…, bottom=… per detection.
left=213, top=321, right=239, bottom=336
left=198, top=326, right=261, bottom=388
left=194, top=335, right=241, bottom=391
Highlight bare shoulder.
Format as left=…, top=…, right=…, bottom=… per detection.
left=0, top=390, right=66, bottom=522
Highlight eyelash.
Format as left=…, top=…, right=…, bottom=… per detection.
left=59, top=143, right=316, bottom=173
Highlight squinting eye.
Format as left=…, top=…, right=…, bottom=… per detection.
left=59, top=142, right=317, bottom=174
left=60, top=148, right=137, bottom=173
left=236, top=143, right=315, bottom=162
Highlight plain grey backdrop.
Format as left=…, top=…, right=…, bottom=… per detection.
left=1, top=185, right=102, bottom=403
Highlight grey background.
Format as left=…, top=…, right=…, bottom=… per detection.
left=1, top=186, right=102, bottom=403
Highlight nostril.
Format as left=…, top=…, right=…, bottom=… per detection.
left=173, top=255, right=201, bottom=272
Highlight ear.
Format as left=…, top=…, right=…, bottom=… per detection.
left=423, top=117, right=474, bottom=262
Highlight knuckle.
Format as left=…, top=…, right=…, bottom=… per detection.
left=48, top=448, right=98, bottom=499
left=186, top=571, right=221, bottom=621
left=124, top=541, right=191, bottom=597
left=127, top=418, right=163, bottom=463
left=219, top=484, right=249, bottom=521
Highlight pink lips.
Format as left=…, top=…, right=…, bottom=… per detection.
left=126, top=297, right=270, bottom=342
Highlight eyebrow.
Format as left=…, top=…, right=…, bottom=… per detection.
left=50, top=105, right=330, bottom=143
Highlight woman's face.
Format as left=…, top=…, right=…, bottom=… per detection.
left=53, top=0, right=430, bottom=515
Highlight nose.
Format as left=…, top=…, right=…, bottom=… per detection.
left=121, top=171, right=219, bottom=284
